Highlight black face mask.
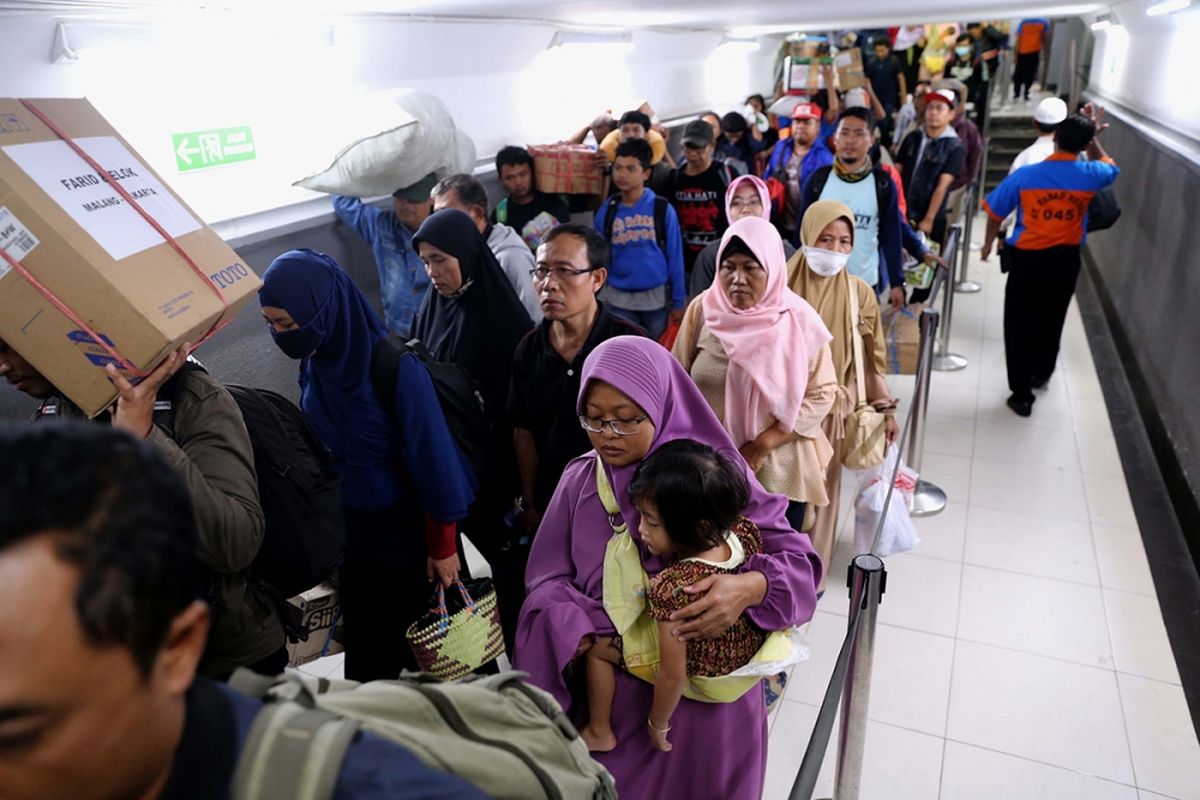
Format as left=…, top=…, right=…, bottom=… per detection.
left=270, top=324, right=320, bottom=360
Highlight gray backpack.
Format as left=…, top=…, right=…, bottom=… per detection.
left=229, top=669, right=618, bottom=800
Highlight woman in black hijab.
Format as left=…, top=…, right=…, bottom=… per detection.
left=412, top=208, right=535, bottom=650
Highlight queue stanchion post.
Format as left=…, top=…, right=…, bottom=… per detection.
left=907, top=308, right=948, bottom=516
left=789, top=555, right=886, bottom=800
left=932, top=225, right=968, bottom=372
left=832, top=554, right=887, bottom=800
left=956, top=183, right=982, bottom=294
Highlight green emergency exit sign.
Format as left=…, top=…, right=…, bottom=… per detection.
left=172, top=126, right=256, bottom=172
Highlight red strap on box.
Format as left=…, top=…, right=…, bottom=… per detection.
left=0, top=100, right=233, bottom=376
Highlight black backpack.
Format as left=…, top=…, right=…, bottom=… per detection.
left=603, top=194, right=671, bottom=256
left=369, top=335, right=491, bottom=477
left=1087, top=186, right=1121, bottom=232
left=155, top=364, right=346, bottom=618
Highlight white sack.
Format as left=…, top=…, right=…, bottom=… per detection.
left=295, top=90, right=476, bottom=198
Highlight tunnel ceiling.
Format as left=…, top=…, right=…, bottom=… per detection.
left=3, top=0, right=1104, bottom=32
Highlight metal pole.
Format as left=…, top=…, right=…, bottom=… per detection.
left=907, top=309, right=948, bottom=516
left=956, top=182, right=983, bottom=294
left=933, top=226, right=968, bottom=372
left=832, top=554, right=887, bottom=800
left=1068, top=39, right=1079, bottom=113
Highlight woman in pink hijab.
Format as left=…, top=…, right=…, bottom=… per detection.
left=674, top=215, right=836, bottom=537
left=688, top=174, right=798, bottom=300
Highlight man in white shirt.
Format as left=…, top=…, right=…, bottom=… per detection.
left=1009, top=97, right=1068, bottom=173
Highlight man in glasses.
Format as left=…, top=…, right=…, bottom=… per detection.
left=508, top=225, right=647, bottom=541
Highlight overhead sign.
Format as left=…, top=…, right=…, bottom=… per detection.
left=172, top=126, right=256, bottom=172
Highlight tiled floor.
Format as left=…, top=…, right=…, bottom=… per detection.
left=297, top=228, right=1198, bottom=798
left=762, top=222, right=1200, bottom=799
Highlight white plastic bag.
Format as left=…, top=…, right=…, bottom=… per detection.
left=853, top=445, right=921, bottom=557
left=294, top=90, right=477, bottom=198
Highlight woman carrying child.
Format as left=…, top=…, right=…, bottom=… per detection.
left=581, top=439, right=771, bottom=753
left=514, top=336, right=821, bottom=799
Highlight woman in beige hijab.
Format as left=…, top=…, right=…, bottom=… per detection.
left=787, top=200, right=899, bottom=592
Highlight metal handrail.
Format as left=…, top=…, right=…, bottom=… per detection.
left=790, top=289, right=947, bottom=799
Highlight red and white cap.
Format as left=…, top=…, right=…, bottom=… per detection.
left=925, top=89, right=957, bottom=108
left=791, top=102, right=821, bottom=120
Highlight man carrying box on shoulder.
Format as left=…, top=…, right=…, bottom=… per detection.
left=0, top=339, right=287, bottom=681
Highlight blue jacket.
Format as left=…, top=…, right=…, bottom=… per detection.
left=800, top=164, right=906, bottom=290
left=333, top=196, right=429, bottom=338
left=594, top=188, right=687, bottom=310
left=762, top=138, right=834, bottom=192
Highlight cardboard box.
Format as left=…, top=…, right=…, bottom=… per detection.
left=528, top=144, right=605, bottom=196
left=286, top=582, right=344, bottom=667
left=0, top=98, right=261, bottom=416
left=784, top=56, right=832, bottom=94
left=881, top=303, right=926, bottom=375
left=834, top=49, right=870, bottom=91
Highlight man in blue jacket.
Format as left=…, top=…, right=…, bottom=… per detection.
left=763, top=101, right=833, bottom=238
left=0, top=423, right=484, bottom=800
left=594, top=138, right=686, bottom=340
left=801, top=107, right=906, bottom=309
left=333, top=173, right=436, bottom=339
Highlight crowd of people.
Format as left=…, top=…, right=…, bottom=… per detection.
left=0, top=16, right=1121, bottom=800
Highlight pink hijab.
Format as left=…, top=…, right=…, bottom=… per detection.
left=724, top=174, right=772, bottom=222
left=700, top=216, right=832, bottom=446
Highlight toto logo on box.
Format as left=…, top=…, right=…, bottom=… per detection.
left=209, top=262, right=252, bottom=290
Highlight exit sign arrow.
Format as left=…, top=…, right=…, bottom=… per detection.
left=175, top=136, right=200, bottom=166
left=171, top=126, right=256, bottom=173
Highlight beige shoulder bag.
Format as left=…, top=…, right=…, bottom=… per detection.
left=841, top=275, right=888, bottom=470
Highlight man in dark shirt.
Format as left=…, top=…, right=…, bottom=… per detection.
left=0, top=424, right=481, bottom=800
left=715, top=111, right=766, bottom=175
left=895, top=89, right=967, bottom=248
left=864, top=37, right=907, bottom=146
left=509, top=224, right=645, bottom=535
left=662, top=120, right=737, bottom=278
left=491, top=145, right=571, bottom=251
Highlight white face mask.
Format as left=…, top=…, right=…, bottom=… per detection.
left=803, top=245, right=850, bottom=277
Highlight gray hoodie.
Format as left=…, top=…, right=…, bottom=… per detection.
left=487, top=223, right=543, bottom=322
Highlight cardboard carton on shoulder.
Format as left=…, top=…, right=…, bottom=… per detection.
left=834, top=49, right=871, bottom=91
left=286, top=582, right=344, bottom=668
left=0, top=98, right=260, bottom=417
left=785, top=56, right=830, bottom=93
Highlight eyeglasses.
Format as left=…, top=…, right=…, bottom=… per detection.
left=578, top=414, right=649, bottom=436
left=530, top=267, right=596, bottom=283
left=729, top=197, right=764, bottom=211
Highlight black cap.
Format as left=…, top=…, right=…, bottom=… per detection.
left=681, top=120, right=715, bottom=148
left=721, top=111, right=748, bottom=134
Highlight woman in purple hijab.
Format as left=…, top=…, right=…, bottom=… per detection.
left=514, top=336, right=821, bottom=799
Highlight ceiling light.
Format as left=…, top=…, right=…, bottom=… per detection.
left=1146, top=0, right=1191, bottom=16
left=719, top=36, right=760, bottom=51
left=549, top=31, right=633, bottom=50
